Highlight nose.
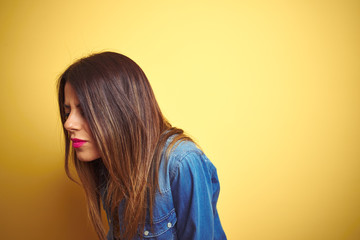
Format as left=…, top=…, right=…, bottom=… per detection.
left=64, top=112, right=81, bottom=132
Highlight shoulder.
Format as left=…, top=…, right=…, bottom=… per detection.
left=165, top=139, right=216, bottom=182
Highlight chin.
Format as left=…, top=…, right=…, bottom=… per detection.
left=76, top=154, right=99, bottom=162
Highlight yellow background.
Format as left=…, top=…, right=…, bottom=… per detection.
left=1, top=0, right=359, bottom=239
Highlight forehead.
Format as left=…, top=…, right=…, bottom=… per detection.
left=64, top=82, right=79, bottom=103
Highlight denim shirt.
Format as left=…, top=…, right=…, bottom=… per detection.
left=101, top=137, right=227, bottom=240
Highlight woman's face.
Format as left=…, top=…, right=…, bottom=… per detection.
left=63, top=82, right=101, bottom=162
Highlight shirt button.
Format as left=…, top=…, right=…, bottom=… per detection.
left=167, top=222, right=172, bottom=228
left=144, top=230, right=149, bottom=236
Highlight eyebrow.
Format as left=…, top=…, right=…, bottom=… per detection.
left=64, top=104, right=81, bottom=108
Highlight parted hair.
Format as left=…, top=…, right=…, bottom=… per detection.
left=57, top=51, right=192, bottom=239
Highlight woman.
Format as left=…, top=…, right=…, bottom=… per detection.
left=57, top=51, right=226, bottom=240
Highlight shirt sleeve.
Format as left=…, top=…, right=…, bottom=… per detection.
left=169, top=151, right=226, bottom=240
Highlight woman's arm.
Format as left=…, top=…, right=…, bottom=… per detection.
left=170, top=151, right=226, bottom=240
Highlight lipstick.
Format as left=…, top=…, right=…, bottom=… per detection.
left=71, top=138, right=87, bottom=148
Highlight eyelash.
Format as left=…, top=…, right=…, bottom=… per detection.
left=64, top=110, right=84, bottom=119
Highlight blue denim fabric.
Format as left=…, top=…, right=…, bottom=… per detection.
left=101, top=137, right=226, bottom=240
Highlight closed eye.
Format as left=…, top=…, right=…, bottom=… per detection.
left=63, top=112, right=70, bottom=120
left=63, top=104, right=83, bottom=119
left=63, top=109, right=84, bottom=120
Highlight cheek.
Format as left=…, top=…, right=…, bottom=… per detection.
left=83, top=122, right=95, bottom=138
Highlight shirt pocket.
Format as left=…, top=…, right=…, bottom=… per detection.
left=137, top=208, right=178, bottom=240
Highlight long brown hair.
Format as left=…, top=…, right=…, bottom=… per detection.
left=57, top=52, right=192, bottom=239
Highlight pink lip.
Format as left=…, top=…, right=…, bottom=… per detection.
left=71, top=138, right=87, bottom=148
